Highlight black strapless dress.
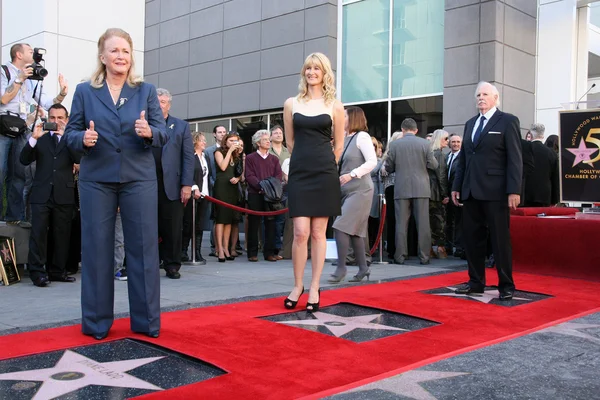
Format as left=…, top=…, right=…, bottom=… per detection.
left=287, top=112, right=341, bottom=218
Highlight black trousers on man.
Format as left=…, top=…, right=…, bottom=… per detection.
left=247, top=193, right=276, bottom=259
left=28, top=192, right=73, bottom=281
left=462, top=199, right=515, bottom=294
left=157, top=179, right=184, bottom=273
left=445, top=202, right=463, bottom=253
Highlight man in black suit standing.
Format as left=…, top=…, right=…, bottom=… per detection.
left=155, top=88, right=194, bottom=279
left=451, top=81, right=523, bottom=300
left=525, top=123, right=559, bottom=207
left=20, top=104, right=80, bottom=287
left=445, top=133, right=464, bottom=259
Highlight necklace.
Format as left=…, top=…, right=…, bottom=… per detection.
left=107, top=82, right=124, bottom=91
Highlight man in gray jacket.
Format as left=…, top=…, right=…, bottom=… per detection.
left=385, top=118, right=438, bottom=265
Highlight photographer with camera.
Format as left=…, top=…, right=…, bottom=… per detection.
left=0, top=43, right=68, bottom=226
left=19, top=104, right=80, bottom=287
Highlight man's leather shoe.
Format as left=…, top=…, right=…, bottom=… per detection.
left=454, top=283, right=484, bottom=294
left=50, top=275, right=76, bottom=283
left=393, top=258, right=404, bottom=265
left=266, top=255, right=278, bottom=262
left=420, top=259, right=430, bottom=265
left=85, top=331, right=108, bottom=340
left=147, top=330, right=160, bottom=338
left=499, top=291, right=514, bottom=301
left=248, top=256, right=258, bottom=262
left=166, top=271, right=181, bottom=279
left=32, top=276, right=50, bottom=287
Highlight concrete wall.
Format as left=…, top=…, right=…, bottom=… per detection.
left=443, top=0, right=537, bottom=137
left=1, top=0, right=146, bottom=111
left=144, top=0, right=338, bottom=120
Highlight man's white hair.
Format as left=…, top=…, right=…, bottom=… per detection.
left=252, top=129, right=270, bottom=148
left=156, top=88, right=172, bottom=103
left=530, top=123, right=545, bottom=138
left=474, top=81, right=501, bottom=107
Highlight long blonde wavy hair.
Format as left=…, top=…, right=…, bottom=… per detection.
left=297, top=52, right=336, bottom=106
left=430, top=129, right=449, bottom=152
left=90, top=28, right=143, bottom=88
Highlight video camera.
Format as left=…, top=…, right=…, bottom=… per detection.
left=27, top=48, right=48, bottom=81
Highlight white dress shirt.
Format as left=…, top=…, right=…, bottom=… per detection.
left=471, top=106, right=497, bottom=141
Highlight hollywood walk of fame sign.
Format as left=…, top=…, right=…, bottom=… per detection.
left=263, top=303, right=439, bottom=343
left=559, top=110, right=600, bottom=202
left=0, top=236, right=19, bottom=286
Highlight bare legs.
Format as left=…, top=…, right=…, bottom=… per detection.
left=287, top=216, right=328, bottom=306
left=215, top=223, right=232, bottom=259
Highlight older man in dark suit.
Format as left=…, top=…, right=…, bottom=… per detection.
left=525, top=123, right=559, bottom=206
left=452, top=81, right=523, bottom=300
left=445, top=133, right=464, bottom=259
left=20, top=104, right=80, bottom=287
left=385, top=118, right=438, bottom=265
left=155, top=88, right=194, bottom=279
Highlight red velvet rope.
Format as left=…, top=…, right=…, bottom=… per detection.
left=369, top=201, right=387, bottom=256
left=201, top=194, right=289, bottom=216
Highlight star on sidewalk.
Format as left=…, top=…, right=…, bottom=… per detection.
left=279, top=312, right=408, bottom=337
left=0, top=350, right=164, bottom=400
left=347, top=370, right=469, bottom=400
left=537, top=322, right=600, bottom=345
left=434, top=287, right=532, bottom=304
left=566, top=140, right=598, bottom=167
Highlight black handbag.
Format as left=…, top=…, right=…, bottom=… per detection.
left=0, top=112, right=26, bottom=138
left=233, top=159, right=244, bottom=178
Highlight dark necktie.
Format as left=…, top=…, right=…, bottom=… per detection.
left=51, top=134, right=58, bottom=149
left=473, top=115, right=486, bottom=144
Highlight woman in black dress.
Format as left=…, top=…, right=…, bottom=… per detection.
left=282, top=52, right=345, bottom=312
left=214, top=133, right=243, bottom=262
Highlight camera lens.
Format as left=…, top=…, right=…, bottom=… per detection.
left=35, top=66, right=48, bottom=78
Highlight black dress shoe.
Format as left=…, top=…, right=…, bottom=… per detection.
left=166, top=271, right=181, bottom=279
left=393, top=259, right=404, bottom=265
left=84, top=331, right=108, bottom=340
left=147, top=330, right=159, bottom=338
left=32, top=276, right=50, bottom=287
left=499, top=291, right=514, bottom=301
left=454, top=283, right=484, bottom=294
left=49, top=275, right=76, bottom=283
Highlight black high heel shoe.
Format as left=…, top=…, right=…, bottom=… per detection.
left=226, top=256, right=235, bottom=261
left=218, top=257, right=226, bottom=263
left=306, top=288, right=321, bottom=313
left=284, top=287, right=305, bottom=309
left=349, top=269, right=371, bottom=282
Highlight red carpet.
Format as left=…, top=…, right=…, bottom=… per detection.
left=1, top=271, right=599, bottom=399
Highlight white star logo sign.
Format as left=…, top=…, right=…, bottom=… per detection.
left=279, top=312, right=408, bottom=337
left=536, top=322, right=600, bottom=344
left=0, top=350, right=164, bottom=400
left=434, top=287, right=532, bottom=304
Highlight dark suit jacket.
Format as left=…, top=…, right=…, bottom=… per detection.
left=446, top=150, right=460, bottom=190
left=525, top=140, right=559, bottom=205
left=20, top=133, right=80, bottom=204
left=205, top=144, right=218, bottom=187
left=193, top=152, right=213, bottom=196
left=453, top=109, right=523, bottom=201
left=520, top=139, right=535, bottom=203
left=161, top=115, right=194, bottom=201
left=65, top=81, right=167, bottom=182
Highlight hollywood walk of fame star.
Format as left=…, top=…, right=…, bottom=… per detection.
left=566, top=140, right=598, bottom=167
left=279, top=312, right=408, bottom=337
left=1, top=246, right=12, bottom=263
left=434, top=287, right=532, bottom=304
left=536, top=322, right=600, bottom=344
left=0, top=350, right=164, bottom=400
left=347, top=370, right=469, bottom=400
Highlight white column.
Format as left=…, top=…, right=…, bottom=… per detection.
left=536, top=0, right=589, bottom=137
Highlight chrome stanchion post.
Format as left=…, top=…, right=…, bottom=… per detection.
left=372, top=193, right=388, bottom=265
left=183, top=196, right=203, bottom=266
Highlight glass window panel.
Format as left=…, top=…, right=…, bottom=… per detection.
left=231, top=115, right=268, bottom=154
left=269, top=113, right=283, bottom=130
left=342, top=0, right=390, bottom=103
left=390, top=95, right=443, bottom=139
left=591, top=3, right=600, bottom=28
left=194, top=119, right=229, bottom=146
left=391, top=0, right=444, bottom=98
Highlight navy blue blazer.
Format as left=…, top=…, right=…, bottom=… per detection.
left=161, top=115, right=194, bottom=201
left=205, top=144, right=218, bottom=188
left=453, top=110, right=523, bottom=201
left=65, top=81, right=167, bottom=183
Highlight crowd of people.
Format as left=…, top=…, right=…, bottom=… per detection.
left=0, top=28, right=562, bottom=339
